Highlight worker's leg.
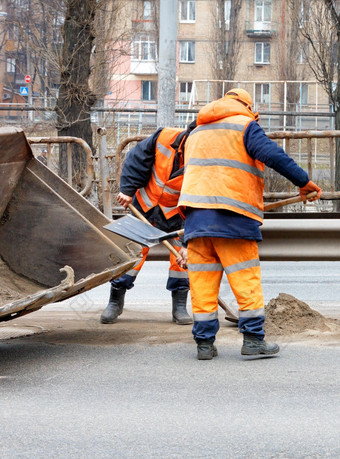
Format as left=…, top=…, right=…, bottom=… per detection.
left=215, top=238, right=279, bottom=355
left=100, top=248, right=149, bottom=324
left=166, top=238, right=192, bottom=325
left=187, top=237, right=222, bottom=359
left=216, top=238, right=265, bottom=336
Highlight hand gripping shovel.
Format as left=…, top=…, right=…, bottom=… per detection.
left=264, top=191, right=318, bottom=211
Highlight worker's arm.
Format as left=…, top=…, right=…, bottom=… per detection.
left=119, top=127, right=163, bottom=196
left=244, top=122, right=321, bottom=202
left=244, top=121, right=309, bottom=187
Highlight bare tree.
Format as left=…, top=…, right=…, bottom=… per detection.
left=289, top=0, right=340, bottom=199
left=55, top=0, right=97, bottom=185
left=209, top=0, right=242, bottom=98
left=3, top=1, right=66, bottom=126
left=3, top=1, right=129, bottom=188
left=276, top=0, right=306, bottom=129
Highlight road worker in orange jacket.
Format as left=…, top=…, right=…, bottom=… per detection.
left=100, top=122, right=196, bottom=325
left=178, top=88, right=322, bottom=360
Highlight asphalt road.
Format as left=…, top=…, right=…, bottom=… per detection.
left=49, top=261, right=340, bottom=318
left=1, top=261, right=340, bottom=458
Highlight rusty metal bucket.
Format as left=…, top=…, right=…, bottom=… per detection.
left=0, top=127, right=141, bottom=322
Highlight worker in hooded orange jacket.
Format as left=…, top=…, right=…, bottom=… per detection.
left=178, top=88, right=322, bottom=360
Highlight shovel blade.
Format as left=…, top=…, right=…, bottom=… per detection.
left=104, top=214, right=172, bottom=247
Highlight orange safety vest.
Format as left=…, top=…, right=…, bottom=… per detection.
left=135, top=127, right=185, bottom=220
left=178, top=97, right=265, bottom=223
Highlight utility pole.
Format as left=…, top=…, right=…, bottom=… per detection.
left=157, top=0, right=178, bottom=128
left=26, top=40, right=33, bottom=122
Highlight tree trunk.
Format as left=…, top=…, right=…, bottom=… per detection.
left=334, top=28, right=340, bottom=211
left=55, top=0, right=97, bottom=189
left=334, top=109, right=340, bottom=211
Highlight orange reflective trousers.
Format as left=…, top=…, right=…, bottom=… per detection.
left=112, top=239, right=189, bottom=291
left=187, top=237, right=265, bottom=341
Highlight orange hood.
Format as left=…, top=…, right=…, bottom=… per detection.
left=197, top=96, right=258, bottom=125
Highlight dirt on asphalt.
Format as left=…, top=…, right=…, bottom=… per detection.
left=1, top=292, right=339, bottom=346
left=264, top=293, right=338, bottom=335
left=0, top=255, right=339, bottom=346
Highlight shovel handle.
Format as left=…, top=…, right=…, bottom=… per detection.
left=264, top=191, right=318, bottom=212
left=128, top=203, right=236, bottom=322
left=128, top=204, right=184, bottom=259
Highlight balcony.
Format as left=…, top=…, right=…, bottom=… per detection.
left=130, top=60, right=157, bottom=75
left=245, top=21, right=276, bottom=37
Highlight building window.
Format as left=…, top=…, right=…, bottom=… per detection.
left=255, top=83, right=270, bottom=104
left=333, top=43, right=338, bottom=65
left=142, top=80, right=156, bottom=101
left=7, top=23, right=14, bottom=40
left=53, top=12, right=65, bottom=27
left=225, top=41, right=229, bottom=55
left=299, top=83, right=308, bottom=105
left=180, top=1, right=195, bottom=23
left=254, top=42, right=270, bottom=64
left=132, top=36, right=157, bottom=61
left=298, top=45, right=308, bottom=64
left=15, top=0, right=29, bottom=9
left=143, top=1, right=152, bottom=20
left=6, top=57, right=16, bottom=73
left=299, top=0, right=310, bottom=28
left=180, top=41, right=195, bottom=63
left=224, top=1, right=231, bottom=30
left=217, top=41, right=229, bottom=69
left=179, top=82, right=193, bottom=102
left=255, top=0, right=272, bottom=22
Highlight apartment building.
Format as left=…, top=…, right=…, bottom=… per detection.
left=0, top=0, right=62, bottom=120
left=109, top=0, right=332, bottom=125
left=0, top=1, right=334, bottom=130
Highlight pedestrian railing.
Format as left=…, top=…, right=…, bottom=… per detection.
left=28, top=136, right=94, bottom=197
left=29, top=129, right=340, bottom=217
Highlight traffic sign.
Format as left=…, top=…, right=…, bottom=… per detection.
left=25, top=75, right=31, bottom=83
left=20, top=87, right=29, bottom=96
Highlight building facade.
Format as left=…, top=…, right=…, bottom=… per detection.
left=108, top=0, right=333, bottom=130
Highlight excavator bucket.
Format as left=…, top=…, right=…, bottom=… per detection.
left=0, top=127, right=141, bottom=322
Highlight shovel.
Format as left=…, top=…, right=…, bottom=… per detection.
left=104, top=204, right=239, bottom=323
left=264, top=191, right=317, bottom=211
left=104, top=213, right=184, bottom=247
left=104, top=192, right=319, bottom=246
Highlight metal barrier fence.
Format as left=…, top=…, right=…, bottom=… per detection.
left=97, top=129, right=340, bottom=218
left=28, top=136, right=94, bottom=197
left=26, top=129, right=340, bottom=218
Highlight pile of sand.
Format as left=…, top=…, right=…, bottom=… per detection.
left=0, top=257, right=42, bottom=307
left=264, top=293, right=332, bottom=336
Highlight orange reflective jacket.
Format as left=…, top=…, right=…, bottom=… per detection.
left=178, top=97, right=265, bottom=223
left=135, top=127, right=185, bottom=219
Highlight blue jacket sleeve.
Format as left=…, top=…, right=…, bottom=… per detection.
left=244, top=121, right=309, bottom=187
left=119, top=128, right=163, bottom=196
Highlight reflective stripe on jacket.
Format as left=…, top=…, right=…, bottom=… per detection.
left=178, top=98, right=265, bottom=223
left=135, top=128, right=185, bottom=220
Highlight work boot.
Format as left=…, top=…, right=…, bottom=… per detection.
left=197, top=340, right=218, bottom=360
left=172, top=289, right=193, bottom=325
left=100, top=286, right=126, bottom=324
left=241, top=333, right=280, bottom=356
